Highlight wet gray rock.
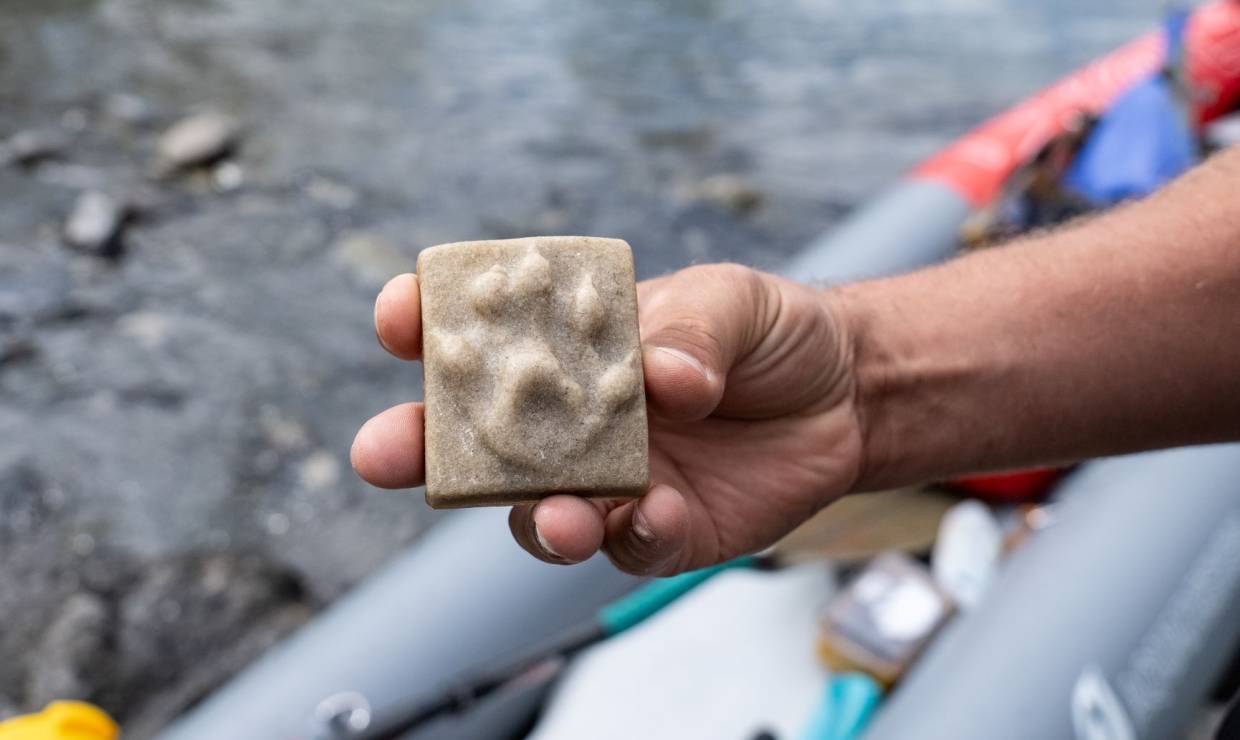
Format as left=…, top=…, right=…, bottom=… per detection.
left=25, top=592, right=113, bottom=706
left=117, top=606, right=311, bottom=740
left=0, top=336, right=37, bottom=367
left=0, top=542, right=312, bottom=738
left=155, top=111, right=240, bottom=173
left=109, top=552, right=312, bottom=730
left=63, top=191, right=128, bottom=256
left=691, top=174, right=764, bottom=215
left=0, top=130, right=68, bottom=169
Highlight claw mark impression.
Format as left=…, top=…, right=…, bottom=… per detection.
left=470, top=266, right=509, bottom=315
left=512, top=248, right=552, bottom=296
left=571, top=273, right=605, bottom=336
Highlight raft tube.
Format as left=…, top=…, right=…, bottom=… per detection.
left=159, top=3, right=1240, bottom=738
left=865, top=445, right=1240, bottom=740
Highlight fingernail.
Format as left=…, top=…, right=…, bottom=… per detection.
left=375, top=326, right=393, bottom=353
left=631, top=507, right=656, bottom=544
left=651, top=346, right=711, bottom=381
left=374, top=295, right=393, bottom=353
left=533, top=520, right=565, bottom=560
left=348, top=433, right=362, bottom=473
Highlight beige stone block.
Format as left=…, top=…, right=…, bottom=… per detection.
left=417, top=236, right=649, bottom=508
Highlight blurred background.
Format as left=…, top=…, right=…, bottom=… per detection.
left=0, top=0, right=1168, bottom=735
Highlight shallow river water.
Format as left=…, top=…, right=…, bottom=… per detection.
left=0, top=0, right=1161, bottom=730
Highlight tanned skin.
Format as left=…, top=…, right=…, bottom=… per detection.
left=352, top=146, right=1240, bottom=576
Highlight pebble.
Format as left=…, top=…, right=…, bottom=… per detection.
left=71, top=532, right=97, bottom=557
left=331, top=231, right=414, bottom=287
left=156, top=111, right=240, bottom=172
left=63, top=190, right=128, bottom=256
left=304, top=176, right=359, bottom=209
left=298, top=450, right=341, bottom=491
left=212, top=160, right=245, bottom=191
left=693, top=173, right=764, bottom=214
left=265, top=512, right=291, bottom=536
left=291, top=499, right=316, bottom=524
left=118, top=310, right=172, bottom=347
left=104, top=93, right=157, bottom=127
left=61, top=107, right=90, bottom=132
left=259, top=406, right=310, bottom=453
left=0, top=129, right=68, bottom=168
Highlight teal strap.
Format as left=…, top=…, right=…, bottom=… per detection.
left=800, top=673, right=883, bottom=740
left=597, top=556, right=756, bottom=636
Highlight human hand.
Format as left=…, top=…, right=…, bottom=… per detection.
left=351, top=264, right=864, bottom=575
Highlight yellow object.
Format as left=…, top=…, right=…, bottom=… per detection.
left=0, top=702, right=118, bottom=740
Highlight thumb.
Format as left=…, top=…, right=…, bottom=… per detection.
left=602, top=484, right=691, bottom=575
left=639, top=264, right=769, bottom=421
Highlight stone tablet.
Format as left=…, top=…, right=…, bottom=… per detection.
left=417, top=236, right=649, bottom=508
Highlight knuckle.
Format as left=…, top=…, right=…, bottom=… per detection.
left=706, top=262, right=764, bottom=296
left=641, top=262, right=772, bottom=381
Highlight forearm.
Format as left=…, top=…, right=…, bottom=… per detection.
left=836, top=146, right=1240, bottom=491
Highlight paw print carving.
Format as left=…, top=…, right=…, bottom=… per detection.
left=418, top=236, right=649, bottom=507
left=426, top=245, right=641, bottom=471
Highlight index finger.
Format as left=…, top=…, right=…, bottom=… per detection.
left=375, top=272, right=422, bottom=360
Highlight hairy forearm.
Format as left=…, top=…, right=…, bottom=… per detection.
left=836, top=146, right=1240, bottom=491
